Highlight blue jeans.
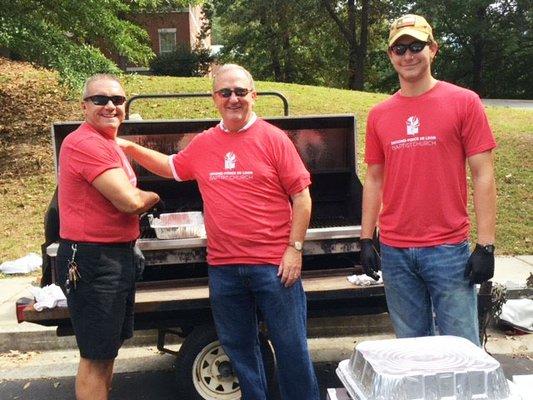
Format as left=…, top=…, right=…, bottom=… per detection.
left=208, top=265, right=319, bottom=400
left=380, top=241, right=480, bottom=346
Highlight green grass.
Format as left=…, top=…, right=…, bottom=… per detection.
left=0, top=72, right=531, bottom=270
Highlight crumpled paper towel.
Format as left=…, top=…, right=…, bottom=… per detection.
left=500, top=298, right=533, bottom=333
left=347, top=271, right=383, bottom=286
left=0, top=253, right=42, bottom=274
left=29, top=284, right=67, bottom=311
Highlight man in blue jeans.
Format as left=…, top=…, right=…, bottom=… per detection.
left=118, top=64, right=319, bottom=399
left=360, top=15, right=496, bottom=346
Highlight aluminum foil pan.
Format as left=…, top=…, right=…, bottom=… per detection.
left=148, top=212, right=205, bottom=240
left=336, top=335, right=521, bottom=400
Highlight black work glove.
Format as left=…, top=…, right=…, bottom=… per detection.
left=360, top=238, right=381, bottom=281
left=464, top=244, right=495, bottom=285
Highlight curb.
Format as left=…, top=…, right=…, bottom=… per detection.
left=0, top=314, right=394, bottom=353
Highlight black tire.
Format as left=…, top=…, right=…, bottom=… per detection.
left=174, top=325, right=277, bottom=400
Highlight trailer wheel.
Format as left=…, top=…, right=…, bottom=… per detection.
left=174, top=325, right=276, bottom=400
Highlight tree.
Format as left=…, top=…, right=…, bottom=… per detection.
left=406, top=0, right=533, bottom=98
left=321, top=0, right=371, bottom=90
left=213, top=0, right=378, bottom=88
left=0, top=0, right=196, bottom=90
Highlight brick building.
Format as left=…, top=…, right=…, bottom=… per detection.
left=109, top=5, right=211, bottom=72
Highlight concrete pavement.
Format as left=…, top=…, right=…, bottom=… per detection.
left=0, top=256, right=532, bottom=380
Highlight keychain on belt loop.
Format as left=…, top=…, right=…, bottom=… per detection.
left=65, top=244, right=81, bottom=294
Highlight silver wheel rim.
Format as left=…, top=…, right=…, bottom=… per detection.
left=192, top=340, right=241, bottom=399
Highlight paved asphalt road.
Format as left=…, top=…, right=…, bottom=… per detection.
left=1, top=356, right=532, bottom=400
left=481, top=99, right=533, bottom=109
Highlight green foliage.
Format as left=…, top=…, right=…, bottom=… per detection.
left=213, top=0, right=350, bottom=87
left=150, top=46, right=213, bottom=77
left=0, top=0, right=193, bottom=91
left=375, top=0, right=533, bottom=98
left=211, top=0, right=531, bottom=98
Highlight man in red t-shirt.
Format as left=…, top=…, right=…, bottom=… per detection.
left=360, top=15, right=496, bottom=346
left=118, top=64, right=319, bottom=400
left=58, top=74, right=159, bottom=400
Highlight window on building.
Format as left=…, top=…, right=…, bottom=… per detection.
left=158, top=28, right=177, bottom=54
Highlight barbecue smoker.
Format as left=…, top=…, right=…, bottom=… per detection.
left=18, top=93, right=386, bottom=400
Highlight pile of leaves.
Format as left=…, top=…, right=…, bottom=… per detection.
left=0, top=57, right=81, bottom=180
left=0, top=58, right=81, bottom=262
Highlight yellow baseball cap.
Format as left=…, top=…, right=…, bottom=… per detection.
left=389, top=14, right=434, bottom=46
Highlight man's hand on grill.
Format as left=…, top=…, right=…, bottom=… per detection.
left=150, top=199, right=166, bottom=217
left=360, top=238, right=381, bottom=281
left=278, top=247, right=302, bottom=287
left=464, top=244, right=495, bottom=285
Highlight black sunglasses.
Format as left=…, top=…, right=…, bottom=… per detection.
left=84, top=95, right=127, bottom=106
left=215, top=87, right=252, bottom=98
left=390, top=41, right=429, bottom=56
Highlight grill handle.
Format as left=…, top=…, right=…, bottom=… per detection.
left=125, top=92, right=289, bottom=120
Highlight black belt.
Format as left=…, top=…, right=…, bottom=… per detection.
left=60, top=239, right=136, bottom=248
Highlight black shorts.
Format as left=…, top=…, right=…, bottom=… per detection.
left=57, top=240, right=136, bottom=360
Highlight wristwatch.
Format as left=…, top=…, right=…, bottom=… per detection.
left=480, top=244, right=495, bottom=254
left=289, top=241, right=303, bottom=252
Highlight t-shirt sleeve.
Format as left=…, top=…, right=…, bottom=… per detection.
left=69, top=137, right=122, bottom=183
left=275, top=132, right=311, bottom=195
left=364, top=109, right=385, bottom=164
left=170, top=135, right=201, bottom=181
left=461, top=94, right=496, bottom=157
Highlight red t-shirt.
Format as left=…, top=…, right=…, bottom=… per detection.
left=58, top=122, right=139, bottom=242
left=365, top=81, right=496, bottom=247
left=170, top=118, right=311, bottom=265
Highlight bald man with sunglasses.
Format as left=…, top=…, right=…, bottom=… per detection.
left=118, top=64, right=319, bottom=400
left=360, top=15, right=497, bottom=346
left=57, top=74, right=159, bottom=400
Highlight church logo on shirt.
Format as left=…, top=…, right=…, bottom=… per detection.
left=210, top=152, right=253, bottom=180
left=406, top=116, right=420, bottom=136
left=224, top=152, right=236, bottom=169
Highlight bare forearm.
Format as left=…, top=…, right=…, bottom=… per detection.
left=361, top=164, right=384, bottom=239
left=93, top=168, right=160, bottom=215
left=472, top=173, right=496, bottom=244
left=469, top=151, right=496, bottom=244
left=290, top=188, right=312, bottom=243
left=119, top=138, right=173, bottom=178
left=131, top=190, right=160, bottom=214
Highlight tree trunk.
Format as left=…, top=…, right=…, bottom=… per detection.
left=322, top=0, right=370, bottom=90
left=472, top=6, right=486, bottom=96
left=352, top=0, right=370, bottom=90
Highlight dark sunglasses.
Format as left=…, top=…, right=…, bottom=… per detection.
left=215, top=87, right=252, bottom=98
left=83, top=95, right=127, bottom=106
left=390, top=41, right=429, bottom=56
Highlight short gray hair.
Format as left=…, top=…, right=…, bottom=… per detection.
left=212, top=64, right=255, bottom=91
left=82, top=74, right=123, bottom=100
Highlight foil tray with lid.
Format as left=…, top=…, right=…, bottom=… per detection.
left=336, top=335, right=522, bottom=400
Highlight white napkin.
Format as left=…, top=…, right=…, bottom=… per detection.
left=0, top=253, right=42, bottom=274
left=29, top=284, right=67, bottom=311
left=347, top=272, right=383, bottom=286
left=500, top=298, right=533, bottom=333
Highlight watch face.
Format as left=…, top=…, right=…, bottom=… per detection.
left=293, top=241, right=303, bottom=251
left=484, top=245, right=495, bottom=253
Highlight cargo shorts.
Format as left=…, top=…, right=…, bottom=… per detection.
left=57, top=240, right=136, bottom=360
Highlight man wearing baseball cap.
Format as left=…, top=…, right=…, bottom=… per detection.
left=360, top=14, right=497, bottom=345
